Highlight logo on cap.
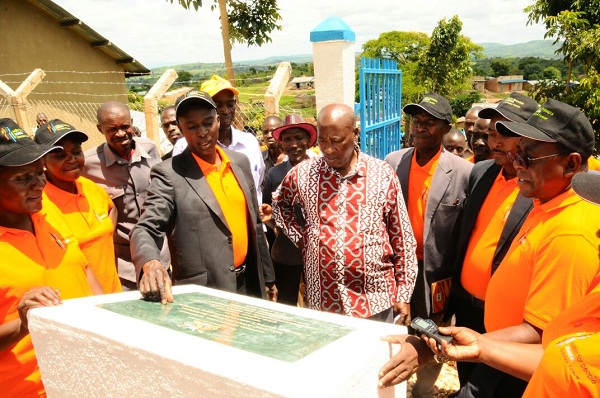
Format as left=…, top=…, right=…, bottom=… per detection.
left=0, top=126, right=27, bottom=142
left=421, top=96, right=439, bottom=105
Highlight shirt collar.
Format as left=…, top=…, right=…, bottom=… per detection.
left=103, top=138, right=151, bottom=166
left=44, top=180, right=85, bottom=206
left=320, top=148, right=365, bottom=179
left=532, top=188, right=580, bottom=213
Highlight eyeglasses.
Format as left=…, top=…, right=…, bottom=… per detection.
left=161, top=120, right=177, bottom=129
left=506, top=151, right=560, bottom=169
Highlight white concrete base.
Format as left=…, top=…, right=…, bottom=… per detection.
left=29, top=285, right=406, bottom=398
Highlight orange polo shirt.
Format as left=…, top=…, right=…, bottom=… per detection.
left=484, top=189, right=599, bottom=332
left=461, top=173, right=520, bottom=299
left=408, top=148, right=441, bottom=260
left=524, top=274, right=600, bottom=397
left=43, top=177, right=121, bottom=293
left=193, top=147, right=248, bottom=267
left=588, top=156, right=600, bottom=172
left=0, top=205, right=93, bottom=397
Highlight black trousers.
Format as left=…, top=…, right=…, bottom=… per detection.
left=454, top=297, right=486, bottom=385
left=273, top=261, right=302, bottom=306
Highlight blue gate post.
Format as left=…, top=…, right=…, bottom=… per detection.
left=357, top=57, right=403, bottom=160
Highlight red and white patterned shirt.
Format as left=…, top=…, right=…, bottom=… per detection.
left=272, top=151, right=418, bottom=318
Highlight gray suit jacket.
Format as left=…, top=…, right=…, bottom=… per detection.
left=130, top=148, right=274, bottom=299
left=385, top=147, right=473, bottom=317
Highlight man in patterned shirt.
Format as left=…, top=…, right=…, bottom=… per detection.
left=272, top=103, right=418, bottom=323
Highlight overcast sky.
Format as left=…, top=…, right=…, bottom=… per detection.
left=52, top=0, right=548, bottom=69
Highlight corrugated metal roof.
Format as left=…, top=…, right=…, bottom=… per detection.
left=26, top=0, right=150, bottom=76
left=498, top=79, right=526, bottom=84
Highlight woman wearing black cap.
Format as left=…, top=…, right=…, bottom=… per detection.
left=35, top=119, right=121, bottom=294
left=0, top=118, right=102, bottom=397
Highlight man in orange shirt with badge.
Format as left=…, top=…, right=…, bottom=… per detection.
left=443, top=92, right=538, bottom=387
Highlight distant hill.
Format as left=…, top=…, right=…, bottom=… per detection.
left=479, top=40, right=562, bottom=59
left=142, top=41, right=563, bottom=78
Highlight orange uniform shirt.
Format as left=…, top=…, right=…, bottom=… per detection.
left=407, top=148, right=441, bottom=260
left=524, top=273, right=600, bottom=397
left=485, top=189, right=600, bottom=332
left=461, top=173, right=519, bottom=299
left=43, top=177, right=121, bottom=293
left=0, top=206, right=93, bottom=397
left=588, top=156, right=600, bottom=172
left=194, top=147, right=248, bottom=267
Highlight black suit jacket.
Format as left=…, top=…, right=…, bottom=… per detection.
left=445, top=159, right=533, bottom=311
left=130, top=148, right=274, bottom=299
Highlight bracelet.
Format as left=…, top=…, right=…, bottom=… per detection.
left=434, top=354, right=449, bottom=364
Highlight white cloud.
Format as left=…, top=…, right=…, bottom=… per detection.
left=52, top=0, right=548, bottom=68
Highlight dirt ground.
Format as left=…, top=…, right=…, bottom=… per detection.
left=406, top=362, right=460, bottom=398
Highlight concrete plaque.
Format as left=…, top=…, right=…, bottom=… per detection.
left=29, top=285, right=407, bottom=398
left=99, top=292, right=354, bottom=362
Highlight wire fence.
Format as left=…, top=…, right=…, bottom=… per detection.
left=0, top=69, right=313, bottom=152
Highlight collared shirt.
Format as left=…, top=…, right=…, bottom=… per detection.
left=43, top=177, right=122, bottom=293
left=0, top=206, right=93, bottom=397
left=82, top=137, right=166, bottom=283
left=407, top=148, right=441, bottom=260
left=523, top=274, right=600, bottom=398
left=461, top=171, right=519, bottom=299
left=272, top=151, right=418, bottom=318
left=485, top=189, right=600, bottom=332
left=173, top=127, right=265, bottom=202
left=193, top=147, right=248, bottom=267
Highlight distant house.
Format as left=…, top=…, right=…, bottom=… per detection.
left=470, top=76, right=486, bottom=92
left=0, top=0, right=149, bottom=143
left=485, top=75, right=526, bottom=93
left=290, top=76, right=315, bottom=89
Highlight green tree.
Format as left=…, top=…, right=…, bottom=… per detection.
left=527, top=0, right=600, bottom=87
left=417, top=16, right=483, bottom=96
left=175, top=70, right=193, bottom=83
left=168, top=0, right=282, bottom=85
left=359, top=31, right=430, bottom=104
left=490, top=60, right=511, bottom=77
left=542, top=66, right=562, bottom=80
left=361, top=31, right=429, bottom=64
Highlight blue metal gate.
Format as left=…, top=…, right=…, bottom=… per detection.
left=357, top=57, right=403, bottom=159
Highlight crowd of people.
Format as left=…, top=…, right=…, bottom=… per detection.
left=1, top=77, right=599, bottom=398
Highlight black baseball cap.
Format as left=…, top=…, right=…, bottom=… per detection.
left=175, top=91, right=217, bottom=119
left=572, top=171, right=600, bottom=205
left=479, top=92, right=539, bottom=124
left=496, top=99, right=595, bottom=159
left=34, top=119, right=88, bottom=146
left=403, top=93, right=453, bottom=124
left=0, top=118, right=60, bottom=167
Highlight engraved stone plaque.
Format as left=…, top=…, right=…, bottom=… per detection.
left=99, top=292, right=353, bottom=362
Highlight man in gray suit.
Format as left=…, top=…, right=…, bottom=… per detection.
left=384, top=93, right=472, bottom=398
left=130, top=91, right=276, bottom=304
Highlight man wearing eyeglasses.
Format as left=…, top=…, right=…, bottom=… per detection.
left=160, top=106, right=183, bottom=160
left=384, top=93, right=473, bottom=398
left=442, top=92, right=538, bottom=392
left=379, top=98, right=600, bottom=398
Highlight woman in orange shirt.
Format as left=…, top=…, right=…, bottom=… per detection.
left=0, top=118, right=102, bottom=397
left=414, top=171, right=600, bottom=398
left=35, top=119, right=121, bottom=293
